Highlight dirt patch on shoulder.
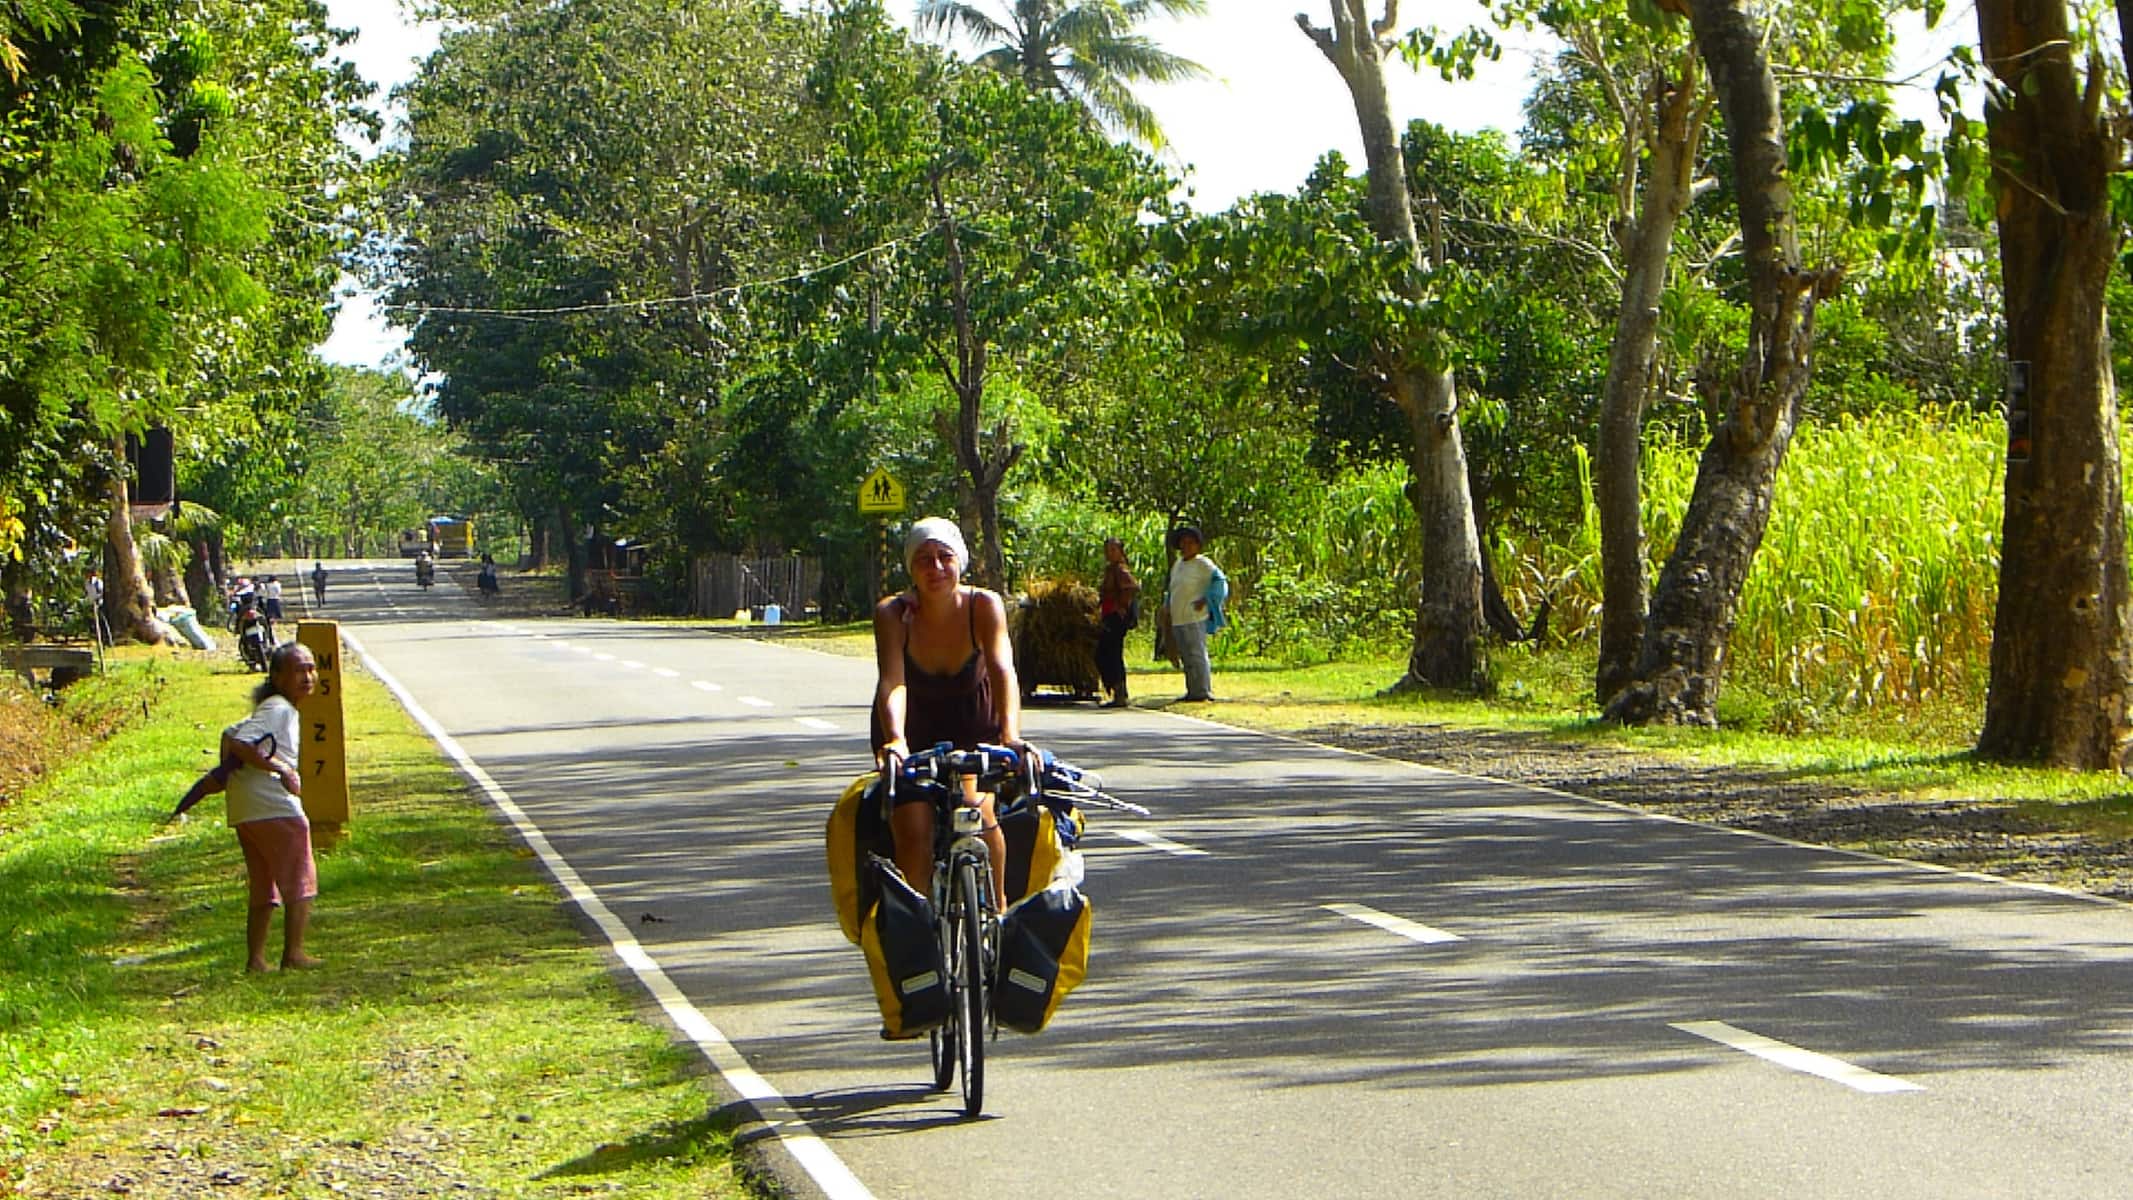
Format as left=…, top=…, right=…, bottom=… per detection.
left=1298, top=722, right=2133, bottom=903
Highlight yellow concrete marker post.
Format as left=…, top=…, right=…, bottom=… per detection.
left=294, top=620, right=350, bottom=826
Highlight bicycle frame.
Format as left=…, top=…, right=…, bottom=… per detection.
left=884, top=743, right=1145, bottom=1118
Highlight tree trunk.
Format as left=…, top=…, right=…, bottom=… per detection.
left=2, top=557, right=32, bottom=638
left=104, top=448, right=175, bottom=645
left=561, top=502, right=586, bottom=604
left=1973, top=0, right=2133, bottom=768
left=1605, top=0, right=1832, bottom=726
left=184, top=540, right=215, bottom=617
left=929, top=174, right=1022, bottom=590
left=1300, top=0, right=1485, bottom=691
left=1595, top=47, right=1704, bottom=706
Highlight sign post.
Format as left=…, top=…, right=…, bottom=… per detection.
left=857, top=467, right=908, bottom=597
left=295, top=620, right=350, bottom=827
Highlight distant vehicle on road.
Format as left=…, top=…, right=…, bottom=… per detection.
left=430, top=516, right=474, bottom=558
left=398, top=528, right=436, bottom=558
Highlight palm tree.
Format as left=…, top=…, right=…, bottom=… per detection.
left=915, top=0, right=1208, bottom=150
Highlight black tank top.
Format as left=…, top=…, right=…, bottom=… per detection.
left=872, top=589, right=999, bottom=753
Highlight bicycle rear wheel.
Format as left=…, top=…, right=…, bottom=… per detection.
left=953, top=857, right=987, bottom=1117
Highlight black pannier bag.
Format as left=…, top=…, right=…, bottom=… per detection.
left=991, top=884, right=1091, bottom=1034
left=860, top=856, right=950, bottom=1038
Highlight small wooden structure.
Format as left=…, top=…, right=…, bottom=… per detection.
left=4, top=643, right=97, bottom=689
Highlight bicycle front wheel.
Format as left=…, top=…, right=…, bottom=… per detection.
left=929, top=902, right=956, bottom=1093
left=953, top=857, right=987, bottom=1117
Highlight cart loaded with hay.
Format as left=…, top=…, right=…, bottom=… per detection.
left=1009, top=579, right=1102, bottom=701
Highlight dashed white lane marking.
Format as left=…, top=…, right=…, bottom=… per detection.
left=653, top=667, right=679, bottom=678
left=571, top=645, right=594, bottom=655
left=620, top=659, right=645, bottom=670
left=796, top=717, right=838, bottom=732
left=1323, top=903, right=1464, bottom=945
left=1111, top=829, right=1209, bottom=857
left=341, top=631, right=877, bottom=1200
left=593, top=652, right=616, bottom=662
left=1671, top=1021, right=1924, bottom=1094
left=738, top=696, right=774, bottom=709
left=691, top=680, right=722, bottom=693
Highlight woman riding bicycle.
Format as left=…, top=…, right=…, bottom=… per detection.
left=871, top=517, right=1024, bottom=908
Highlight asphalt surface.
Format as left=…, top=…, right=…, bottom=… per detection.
left=307, top=559, right=2133, bottom=1199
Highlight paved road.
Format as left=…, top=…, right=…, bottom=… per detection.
left=309, top=559, right=2133, bottom=1199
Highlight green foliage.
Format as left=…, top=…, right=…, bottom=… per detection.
left=0, top=0, right=368, bottom=611
left=1497, top=409, right=2007, bottom=716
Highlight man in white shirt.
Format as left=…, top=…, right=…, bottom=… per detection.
left=1166, top=527, right=1217, bottom=702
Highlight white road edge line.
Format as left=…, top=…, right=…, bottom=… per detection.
left=341, top=629, right=877, bottom=1200
left=1111, top=828, right=1209, bottom=857
left=1671, top=1020, right=1924, bottom=1094
left=1323, top=902, right=1463, bottom=945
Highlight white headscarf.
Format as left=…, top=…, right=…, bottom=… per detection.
left=903, top=516, right=968, bottom=575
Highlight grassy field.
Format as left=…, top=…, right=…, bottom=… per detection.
left=0, top=646, right=760, bottom=1199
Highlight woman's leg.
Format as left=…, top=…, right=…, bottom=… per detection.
left=1095, top=618, right=1126, bottom=699
left=889, top=801, right=935, bottom=894
left=245, top=902, right=275, bottom=973
left=977, top=793, right=1007, bottom=911
left=282, top=897, right=319, bottom=969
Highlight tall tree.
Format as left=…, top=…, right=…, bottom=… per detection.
left=1971, top=0, right=2133, bottom=767
left=1603, top=0, right=1840, bottom=725
left=782, top=2, right=1166, bottom=587
left=915, top=0, right=1207, bottom=149
left=1297, top=0, right=1486, bottom=690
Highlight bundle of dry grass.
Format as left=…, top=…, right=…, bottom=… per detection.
left=1009, top=578, right=1101, bottom=698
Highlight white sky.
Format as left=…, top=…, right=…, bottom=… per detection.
left=315, top=0, right=1971, bottom=370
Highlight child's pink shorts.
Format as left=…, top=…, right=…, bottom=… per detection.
left=235, top=817, right=317, bottom=907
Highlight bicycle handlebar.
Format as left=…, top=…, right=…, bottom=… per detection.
left=886, top=742, right=1149, bottom=817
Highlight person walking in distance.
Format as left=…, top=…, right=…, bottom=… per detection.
left=1096, top=537, right=1139, bottom=708
left=84, top=568, right=109, bottom=645
left=310, top=561, right=328, bottom=608
left=261, top=574, right=284, bottom=642
left=1164, top=526, right=1226, bottom=703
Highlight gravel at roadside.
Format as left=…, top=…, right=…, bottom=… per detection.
left=1298, top=722, right=2133, bottom=903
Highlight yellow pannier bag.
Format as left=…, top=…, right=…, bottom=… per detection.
left=825, top=774, right=885, bottom=945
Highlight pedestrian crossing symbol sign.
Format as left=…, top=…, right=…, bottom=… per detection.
left=858, top=467, right=906, bottom=515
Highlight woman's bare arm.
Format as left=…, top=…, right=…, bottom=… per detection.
left=975, top=589, right=1022, bottom=745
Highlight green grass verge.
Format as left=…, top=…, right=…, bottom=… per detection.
left=1, top=647, right=759, bottom=1198
left=799, top=617, right=2133, bottom=827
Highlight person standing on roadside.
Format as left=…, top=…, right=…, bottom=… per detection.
left=170, top=642, right=324, bottom=973
left=1164, top=526, right=1226, bottom=703
left=1096, top=537, right=1139, bottom=708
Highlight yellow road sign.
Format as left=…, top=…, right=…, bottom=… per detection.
left=858, top=466, right=907, bottom=515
